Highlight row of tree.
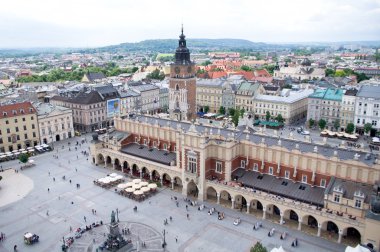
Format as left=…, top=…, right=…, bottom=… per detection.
left=325, top=68, right=369, bottom=83
left=17, top=63, right=138, bottom=83
left=308, top=118, right=372, bottom=134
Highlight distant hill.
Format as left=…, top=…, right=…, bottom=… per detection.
left=91, top=38, right=278, bottom=53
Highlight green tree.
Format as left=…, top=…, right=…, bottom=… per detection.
left=364, top=123, right=372, bottom=135
left=147, top=69, right=165, bottom=80
left=275, top=114, right=284, bottom=123
left=219, top=106, right=226, bottom=115
left=334, top=119, right=340, bottom=131
left=232, top=109, right=240, bottom=127
left=240, top=108, right=245, bottom=118
left=325, top=68, right=335, bottom=76
left=228, top=108, right=235, bottom=117
left=309, top=118, right=315, bottom=128
left=263, top=64, right=275, bottom=75
left=201, top=60, right=212, bottom=66
left=266, top=111, right=271, bottom=121
left=318, top=119, right=327, bottom=130
left=204, top=106, right=210, bottom=113
left=19, top=153, right=29, bottom=165
left=345, top=122, right=355, bottom=134
left=250, top=242, right=267, bottom=252
left=241, top=65, right=252, bottom=71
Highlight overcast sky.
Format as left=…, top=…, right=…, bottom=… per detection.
left=1, top=0, right=379, bottom=48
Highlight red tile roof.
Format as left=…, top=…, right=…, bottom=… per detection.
left=0, top=102, right=36, bottom=119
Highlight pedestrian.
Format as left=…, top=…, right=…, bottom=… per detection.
left=14, top=244, right=17, bottom=251
left=84, top=216, right=87, bottom=222
left=94, top=210, right=97, bottom=215
left=48, top=188, right=50, bottom=192
left=53, top=177, right=55, bottom=182
left=46, top=210, right=49, bottom=216
left=69, top=179, right=72, bottom=184
left=70, top=226, right=72, bottom=232
left=175, top=236, right=178, bottom=243
left=92, top=209, right=94, bottom=214
left=75, top=168, right=77, bottom=172
left=187, top=213, right=189, bottom=220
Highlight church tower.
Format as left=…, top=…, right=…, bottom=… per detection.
left=168, top=26, right=196, bottom=121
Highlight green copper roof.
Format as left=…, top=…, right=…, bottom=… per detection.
left=309, top=88, right=343, bottom=101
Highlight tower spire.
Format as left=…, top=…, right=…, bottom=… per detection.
left=181, top=23, right=183, bottom=35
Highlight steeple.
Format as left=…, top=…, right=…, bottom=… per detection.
left=175, top=25, right=191, bottom=65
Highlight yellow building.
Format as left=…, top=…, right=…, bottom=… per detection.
left=196, top=79, right=224, bottom=113
left=0, top=102, right=40, bottom=152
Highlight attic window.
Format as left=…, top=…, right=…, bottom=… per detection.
left=20, top=109, right=24, bottom=113
left=29, top=108, right=33, bottom=112
left=12, top=110, right=17, bottom=115
left=281, top=181, right=288, bottom=186
left=2, top=112, right=7, bottom=116
left=257, top=175, right=263, bottom=180
left=333, top=185, right=344, bottom=194
left=354, top=190, right=365, bottom=198
left=298, top=185, right=306, bottom=190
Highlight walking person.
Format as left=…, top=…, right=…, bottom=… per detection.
left=84, top=216, right=87, bottom=222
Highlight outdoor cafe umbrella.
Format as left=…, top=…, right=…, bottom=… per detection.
left=115, top=175, right=124, bottom=180
left=125, top=187, right=135, bottom=193
left=148, top=183, right=157, bottom=189
left=125, top=182, right=134, bottom=187
left=140, top=181, right=149, bottom=186
left=141, top=187, right=150, bottom=193
left=22, top=151, right=28, bottom=154
left=109, top=173, right=118, bottom=178
left=133, top=184, right=142, bottom=190
left=133, top=190, right=143, bottom=195
left=117, top=183, right=129, bottom=189
left=133, top=179, right=141, bottom=184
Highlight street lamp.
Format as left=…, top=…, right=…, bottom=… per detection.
left=162, top=229, right=166, bottom=248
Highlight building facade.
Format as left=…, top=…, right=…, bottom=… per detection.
left=159, top=87, right=169, bottom=113
left=196, top=79, right=224, bottom=113
left=254, top=89, right=313, bottom=125
left=0, top=102, right=40, bottom=152
left=168, top=28, right=196, bottom=121
left=130, top=84, right=160, bottom=114
left=354, top=85, right=380, bottom=135
left=91, top=115, right=380, bottom=249
left=340, top=89, right=358, bottom=131
left=35, top=103, right=74, bottom=144
left=51, top=91, right=107, bottom=132
left=274, top=59, right=325, bottom=80
left=235, top=82, right=265, bottom=113
left=307, top=88, right=343, bottom=130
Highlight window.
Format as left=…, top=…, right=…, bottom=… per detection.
left=216, top=161, right=222, bottom=174
left=372, top=120, right=377, bottom=126
left=7, top=128, right=10, bottom=133
left=163, top=143, right=167, bottom=150
left=14, top=119, right=18, bottom=123
left=334, top=194, right=340, bottom=203
left=143, top=139, right=147, bottom=145
left=15, top=127, right=19, bottom=132
left=24, top=134, right=28, bottom=139
left=355, top=199, right=362, bottom=208
left=188, top=157, right=197, bottom=173
left=0, top=138, right=2, bottom=144
left=253, top=163, right=258, bottom=171
left=23, top=125, right=27, bottom=130
left=32, top=124, right=35, bottom=129
left=22, top=118, right=25, bottom=121
left=320, top=179, right=326, bottom=188
left=42, top=129, right=45, bottom=135
left=302, top=175, right=308, bottom=184
left=62, top=123, right=65, bottom=129
left=241, top=160, right=246, bottom=167
left=6, top=120, right=9, bottom=124
left=135, top=137, right=138, bottom=143
left=33, top=132, right=36, bottom=138
left=16, top=135, right=20, bottom=140
left=8, top=137, right=11, bottom=142
left=31, top=116, right=34, bottom=120
left=285, top=170, right=290, bottom=179
left=268, top=166, right=273, bottom=175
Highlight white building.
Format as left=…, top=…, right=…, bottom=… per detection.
left=354, top=84, right=380, bottom=135
left=274, top=58, right=325, bottom=80
left=340, top=89, right=358, bottom=131
left=254, top=89, right=314, bottom=125
left=131, top=84, right=160, bottom=114
left=34, top=102, right=74, bottom=144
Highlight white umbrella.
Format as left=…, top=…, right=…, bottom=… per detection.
left=148, top=183, right=157, bottom=189
left=109, top=177, right=118, bottom=182
left=271, top=246, right=286, bottom=252
left=133, top=184, right=142, bottom=190
left=22, top=151, right=28, bottom=154
left=28, top=160, right=34, bottom=163
left=133, top=179, right=141, bottom=184
left=19, top=148, right=26, bottom=152
left=141, top=187, right=150, bottom=193
left=115, top=175, right=124, bottom=180
left=109, top=173, right=118, bottom=178
left=27, top=147, right=34, bottom=150
left=133, top=190, right=143, bottom=195
left=125, top=182, right=134, bottom=187
left=125, top=187, right=135, bottom=193
left=12, top=150, right=18, bottom=153
left=117, top=183, right=128, bottom=189
left=140, top=181, right=149, bottom=186
left=345, top=244, right=371, bottom=252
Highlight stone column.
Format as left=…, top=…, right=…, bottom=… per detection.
left=104, top=159, right=107, bottom=168
left=298, top=219, right=302, bottom=230
left=246, top=201, right=251, bottom=214
left=113, top=162, right=115, bottom=169
left=231, top=199, right=235, bottom=209
left=149, top=172, right=153, bottom=181
left=216, top=193, right=220, bottom=204
left=280, top=213, right=284, bottom=225
left=160, top=175, right=163, bottom=186
left=121, top=165, right=124, bottom=173
left=129, top=167, right=132, bottom=176
left=171, top=178, right=175, bottom=190
left=317, top=223, right=322, bottom=237
left=140, top=169, right=143, bottom=179
left=262, top=206, right=267, bottom=219
left=338, top=229, right=343, bottom=243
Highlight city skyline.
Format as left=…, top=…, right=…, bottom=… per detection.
left=0, top=0, right=379, bottom=48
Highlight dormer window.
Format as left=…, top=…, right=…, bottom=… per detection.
left=354, top=190, right=365, bottom=198
left=3, top=112, right=7, bottom=116
left=333, top=185, right=344, bottom=194
left=12, top=110, right=16, bottom=115
left=20, top=109, right=24, bottom=113
left=163, top=143, right=167, bottom=151
left=29, top=108, right=33, bottom=112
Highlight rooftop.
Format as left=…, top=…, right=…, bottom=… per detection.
left=120, top=143, right=176, bottom=166
left=356, top=85, right=380, bottom=99
left=255, top=89, right=313, bottom=104
left=0, top=101, right=36, bottom=119
left=309, top=88, right=343, bottom=101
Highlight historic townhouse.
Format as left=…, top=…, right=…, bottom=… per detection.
left=196, top=79, right=225, bottom=113
left=354, top=85, right=380, bottom=135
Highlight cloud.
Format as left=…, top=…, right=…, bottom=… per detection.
left=0, top=0, right=379, bottom=47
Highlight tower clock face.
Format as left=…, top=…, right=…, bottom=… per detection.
left=187, top=66, right=192, bottom=73
left=175, top=67, right=180, bottom=74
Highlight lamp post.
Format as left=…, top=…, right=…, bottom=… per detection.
left=162, top=229, right=166, bottom=248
